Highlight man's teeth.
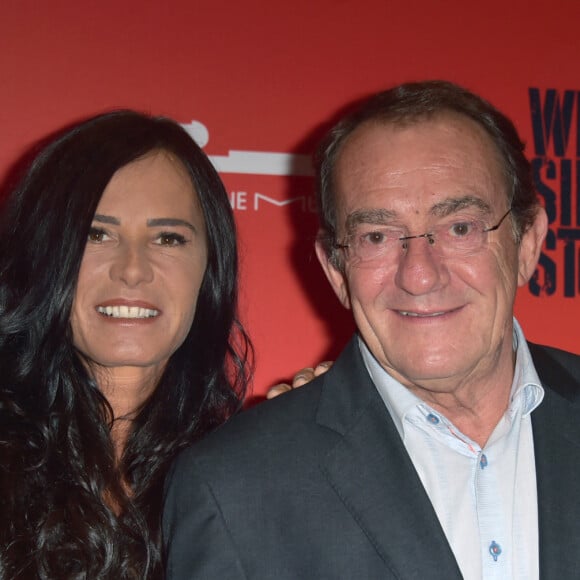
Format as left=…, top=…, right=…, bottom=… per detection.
left=400, top=311, right=445, bottom=317
left=97, top=306, right=159, bottom=318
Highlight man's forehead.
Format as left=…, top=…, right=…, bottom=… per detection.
left=340, top=111, right=496, bottom=153
left=333, top=113, right=507, bottom=207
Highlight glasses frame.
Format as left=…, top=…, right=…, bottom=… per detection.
left=334, top=207, right=513, bottom=257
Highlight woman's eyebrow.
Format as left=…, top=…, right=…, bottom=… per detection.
left=93, top=214, right=120, bottom=225
left=93, top=214, right=197, bottom=233
left=146, top=218, right=197, bottom=232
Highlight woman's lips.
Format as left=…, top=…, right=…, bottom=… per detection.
left=97, top=305, right=159, bottom=319
left=96, top=300, right=160, bottom=319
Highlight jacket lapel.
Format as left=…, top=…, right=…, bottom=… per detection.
left=316, top=337, right=462, bottom=579
left=530, top=343, right=580, bottom=579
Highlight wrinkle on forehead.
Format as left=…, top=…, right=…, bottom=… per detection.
left=345, top=195, right=495, bottom=233
left=343, top=158, right=497, bottom=199
left=338, top=113, right=508, bottom=187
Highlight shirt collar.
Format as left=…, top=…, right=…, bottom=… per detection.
left=511, top=318, right=544, bottom=417
left=358, top=318, right=544, bottom=440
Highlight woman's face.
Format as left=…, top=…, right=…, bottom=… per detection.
left=70, top=151, right=208, bottom=379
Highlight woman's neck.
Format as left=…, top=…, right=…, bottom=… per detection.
left=94, top=365, right=162, bottom=458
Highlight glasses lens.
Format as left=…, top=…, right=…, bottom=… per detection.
left=350, top=228, right=403, bottom=263
left=434, top=220, right=485, bottom=256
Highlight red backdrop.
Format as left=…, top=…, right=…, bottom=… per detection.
left=1, top=0, right=578, bottom=398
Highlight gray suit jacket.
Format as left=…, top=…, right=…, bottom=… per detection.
left=163, top=337, right=580, bottom=579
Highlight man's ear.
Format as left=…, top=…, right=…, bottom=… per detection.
left=517, top=207, right=548, bottom=287
left=315, top=238, right=351, bottom=309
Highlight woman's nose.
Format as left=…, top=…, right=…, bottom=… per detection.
left=109, top=243, right=154, bottom=287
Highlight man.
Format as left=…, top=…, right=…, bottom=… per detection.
left=163, top=81, right=580, bottom=579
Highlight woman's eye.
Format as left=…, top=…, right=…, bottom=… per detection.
left=88, top=227, right=108, bottom=243
left=156, top=232, right=187, bottom=246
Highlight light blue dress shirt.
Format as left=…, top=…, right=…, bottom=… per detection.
left=359, top=319, right=544, bottom=579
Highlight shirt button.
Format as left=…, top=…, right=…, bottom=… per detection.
left=489, top=541, right=502, bottom=562
left=426, top=413, right=439, bottom=424
left=479, top=453, right=488, bottom=469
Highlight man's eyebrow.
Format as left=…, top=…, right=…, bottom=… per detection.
left=430, top=196, right=492, bottom=218
left=146, top=218, right=197, bottom=232
left=345, top=208, right=397, bottom=233
left=343, top=196, right=493, bottom=232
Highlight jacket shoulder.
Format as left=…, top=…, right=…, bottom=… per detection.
left=528, top=341, right=580, bottom=397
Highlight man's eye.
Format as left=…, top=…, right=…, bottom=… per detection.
left=88, top=227, right=107, bottom=243
left=360, top=230, right=400, bottom=245
left=364, top=232, right=387, bottom=245
left=156, top=232, right=187, bottom=246
left=449, top=222, right=474, bottom=237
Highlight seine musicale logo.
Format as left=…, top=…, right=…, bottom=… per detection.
left=182, top=120, right=315, bottom=213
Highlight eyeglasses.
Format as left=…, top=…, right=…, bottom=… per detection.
left=334, top=208, right=512, bottom=266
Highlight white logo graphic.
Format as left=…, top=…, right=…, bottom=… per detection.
left=181, top=120, right=314, bottom=177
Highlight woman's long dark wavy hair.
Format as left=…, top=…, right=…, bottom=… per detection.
left=0, top=110, right=251, bottom=578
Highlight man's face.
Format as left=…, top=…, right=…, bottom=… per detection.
left=317, top=114, right=546, bottom=393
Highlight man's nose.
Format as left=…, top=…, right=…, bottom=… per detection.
left=394, top=235, right=448, bottom=295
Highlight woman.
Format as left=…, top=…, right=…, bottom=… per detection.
left=0, top=110, right=251, bottom=578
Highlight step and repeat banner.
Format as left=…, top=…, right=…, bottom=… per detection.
left=1, top=0, right=578, bottom=397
